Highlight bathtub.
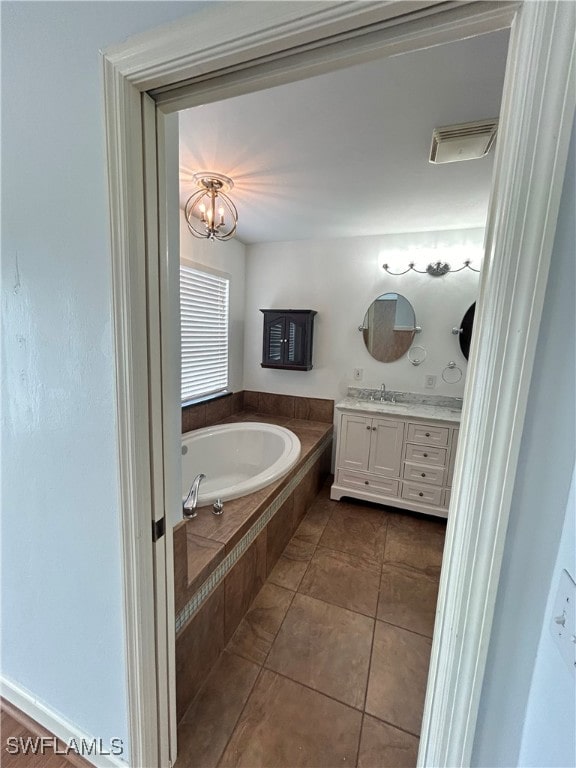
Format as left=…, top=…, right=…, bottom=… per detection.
left=182, top=422, right=301, bottom=505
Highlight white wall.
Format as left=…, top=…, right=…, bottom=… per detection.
left=244, top=228, right=482, bottom=401
left=472, top=114, right=576, bottom=767
left=519, top=468, right=575, bottom=768
left=179, top=212, right=246, bottom=394
left=1, top=1, right=209, bottom=760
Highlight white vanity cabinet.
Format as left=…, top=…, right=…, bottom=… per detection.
left=331, top=402, right=460, bottom=519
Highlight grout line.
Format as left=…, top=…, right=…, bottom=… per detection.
left=293, top=588, right=379, bottom=622
left=364, top=711, right=424, bottom=741
left=259, top=665, right=367, bottom=714
left=375, top=616, right=435, bottom=641
left=260, top=586, right=297, bottom=669
left=212, top=663, right=266, bottom=766
left=362, top=587, right=379, bottom=715
left=355, top=712, right=365, bottom=768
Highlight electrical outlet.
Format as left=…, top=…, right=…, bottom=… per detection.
left=353, top=368, right=363, bottom=381
left=425, top=374, right=437, bottom=389
left=550, top=569, right=576, bottom=674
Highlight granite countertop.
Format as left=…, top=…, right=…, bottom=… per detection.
left=336, top=388, right=462, bottom=423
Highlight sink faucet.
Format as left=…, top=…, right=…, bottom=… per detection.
left=183, top=473, right=205, bottom=519
left=380, top=383, right=386, bottom=402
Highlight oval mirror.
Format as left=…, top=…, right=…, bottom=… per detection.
left=362, top=292, right=416, bottom=363
left=459, top=302, right=475, bottom=360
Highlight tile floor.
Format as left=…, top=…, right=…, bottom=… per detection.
left=176, top=484, right=446, bottom=768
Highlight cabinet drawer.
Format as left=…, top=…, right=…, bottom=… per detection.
left=403, top=462, right=445, bottom=486
left=407, top=423, right=449, bottom=447
left=404, top=443, right=447, bottom=467
left=336, top=469, right=399, bottom=497
left=401, top=481, right=443, bottom=506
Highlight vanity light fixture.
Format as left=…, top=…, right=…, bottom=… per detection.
left=382, top=260, right=481, bottom=277
left=184, top=172, right=238, bottom=241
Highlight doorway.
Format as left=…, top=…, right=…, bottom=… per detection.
left=102, top=2, right=575, bottom=766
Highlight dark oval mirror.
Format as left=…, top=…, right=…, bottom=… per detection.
left=362, top=292, right=416, bottom=363
left=459, top=302, right=475, bottom=360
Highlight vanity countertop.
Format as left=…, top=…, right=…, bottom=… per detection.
left=336, top=396, right=462, bottom=423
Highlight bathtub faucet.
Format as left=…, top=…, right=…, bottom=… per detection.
left=183, top=473, right=206, bottom=519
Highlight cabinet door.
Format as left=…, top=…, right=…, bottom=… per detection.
left=369, top=418, right=405, bottom=477
left=285, top=314, right=307, bottom=367
left=338, top=414, right=371, bottom=471
left=262, top=314, right=285, bottom=365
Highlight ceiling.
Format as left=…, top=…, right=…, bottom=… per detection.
left=179, top=29, right=510, bottom=245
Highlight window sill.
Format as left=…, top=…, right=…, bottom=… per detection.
left=181, top=391, right=232, bottom=409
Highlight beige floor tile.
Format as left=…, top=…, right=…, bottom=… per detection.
left=177, top=651, right=260, bottom=768
left=366, top=621, right=432, bottom=735
left=226, top=582, right=294, bottom=664
left=384, top=514, right=446, bottom=577
left=358, top=714, right=419, bottom=768
left=293, top=500, right=333, bottom=545
left=378, top=564, right=439, bottom=637
left=319, top=504, right=388, bottom=563
left=265, top=593, right=374, bottom=709
left=268, top=534, right=315, bottom=591
left=218, top=669, right=362, bottom=768
left=299, top=546, right=381, bottom=617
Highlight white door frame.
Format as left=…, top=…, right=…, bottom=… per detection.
left=102, top=2, right=576, bottom=766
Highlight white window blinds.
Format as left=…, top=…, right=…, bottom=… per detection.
left=180, top=264, right=229, bottom=402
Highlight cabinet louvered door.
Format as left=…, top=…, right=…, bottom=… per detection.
left=267, top=316, right=284, bottom=363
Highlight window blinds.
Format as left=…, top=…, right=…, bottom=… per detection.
left=180, top=265, right=229, bottom=402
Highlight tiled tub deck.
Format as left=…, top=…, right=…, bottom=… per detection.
left=174, top=409, right=333, bottom=720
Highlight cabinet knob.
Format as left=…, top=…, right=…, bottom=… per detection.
left=366, top=425, right=371, bottom=430
left=425, top=432, right=431, bottom=437
left=364, top=480, right=369, bottom=485
left=419, top=492, right=424, bottom=497
left=372, top=426, right=377, bottom=431
left=421, top=473, right=426, bottom=477
left=423, top=453, right=428, bottom=458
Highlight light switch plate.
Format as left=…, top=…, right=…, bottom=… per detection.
left=550, top=569, right=576, bottom=674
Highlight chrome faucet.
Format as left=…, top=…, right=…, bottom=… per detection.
left=183, top=473, right=205, bottom=519
left=380, top=382, right=386, bottom=401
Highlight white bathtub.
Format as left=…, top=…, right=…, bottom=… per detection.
left=182, top=422, right=301, bottom=505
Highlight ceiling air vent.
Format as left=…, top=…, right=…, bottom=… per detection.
left=429, top=119, right=498, bottom=164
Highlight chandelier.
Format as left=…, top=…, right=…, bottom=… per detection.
left=184, top=172, right=238, bottom=241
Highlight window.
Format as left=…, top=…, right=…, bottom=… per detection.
left=180, top=262, right=230, bottom=403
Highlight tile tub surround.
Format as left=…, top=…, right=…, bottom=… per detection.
left=182, top=390, right=334, bottom=433
left=174, top=489, right=445, bottom=768
left=174, top=413, right=332, bottom=720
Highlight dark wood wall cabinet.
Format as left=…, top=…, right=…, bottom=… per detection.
left=260, top=309, right=317, bottom=371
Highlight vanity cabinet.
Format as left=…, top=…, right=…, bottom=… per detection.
left=260, top=309, right=316, bottom=371
left=331, top=405, right=459, bottom=519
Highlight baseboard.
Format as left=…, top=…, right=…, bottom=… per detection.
left=0, top=676, right=128, bottom=768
